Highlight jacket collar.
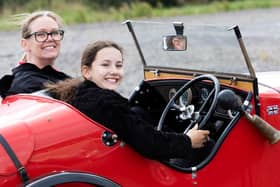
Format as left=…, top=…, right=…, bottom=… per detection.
left=82, top=79, right=99, bottom=88
left=12, top=63, right=59, bottom=75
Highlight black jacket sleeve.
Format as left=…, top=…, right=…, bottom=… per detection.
left=0, top=75, right=14, bottom=98
left=75, top=88, right=193, bottom=160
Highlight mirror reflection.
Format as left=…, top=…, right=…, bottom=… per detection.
left=163, top=35, right=187, bottom=51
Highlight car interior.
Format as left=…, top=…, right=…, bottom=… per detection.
left=128, top=76, right=249, bottom=171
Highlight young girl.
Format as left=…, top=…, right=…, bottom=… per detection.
left=46, top=40, right=210, bottom=161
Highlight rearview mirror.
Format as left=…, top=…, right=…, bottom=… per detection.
left=162, top=35, right=187, bottom=51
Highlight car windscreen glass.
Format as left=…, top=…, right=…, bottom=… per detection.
left=129, top=21, right=250, bottom=75
left=240, top=23, right=280, bottom=73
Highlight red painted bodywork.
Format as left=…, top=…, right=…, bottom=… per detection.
left=0, top=71, right=280, bottom=187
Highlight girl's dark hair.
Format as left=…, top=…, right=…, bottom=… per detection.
left=81, top=40, right=123, bottom=68
left=45, top=78, right=82, bottom=102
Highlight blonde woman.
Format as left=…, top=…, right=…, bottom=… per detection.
left=0, top=10, right=70, bottom=98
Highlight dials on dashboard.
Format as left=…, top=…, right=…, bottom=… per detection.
left=200, top=87, right=210, bottom=101
left=179, top=89, right=192, bottom=106
left=168, top=88, right=192, bottom=106
left=167, top=85, right=211, bottom=107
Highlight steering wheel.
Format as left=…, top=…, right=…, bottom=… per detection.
left=157, top=74, right=220, bottom=132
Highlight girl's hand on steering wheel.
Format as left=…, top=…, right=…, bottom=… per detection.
left=186, top=124, right=210, bottom=148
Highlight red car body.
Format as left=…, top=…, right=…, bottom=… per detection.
left=0, top=21, right=279, bottom=187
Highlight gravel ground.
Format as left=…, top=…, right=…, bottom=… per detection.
left=1, top=8, right=280, bottom=97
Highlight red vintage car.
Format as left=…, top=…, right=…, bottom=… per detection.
left=0, top=20, right=280, bottom=187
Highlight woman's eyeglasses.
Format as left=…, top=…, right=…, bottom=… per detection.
left=24, top=30, right=64, bottom=42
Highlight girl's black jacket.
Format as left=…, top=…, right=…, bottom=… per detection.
left=69, top=80, right=193, bottom=160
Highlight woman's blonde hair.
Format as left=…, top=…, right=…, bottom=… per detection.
left=21, top=10, right=64, bottom=39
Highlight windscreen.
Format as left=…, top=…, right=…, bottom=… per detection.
left=240, top=23, right=280, bottom=73
left=128, top=21, right=251, bottom=75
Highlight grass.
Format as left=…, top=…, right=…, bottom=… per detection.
left=0, top=0, right=280, bottom=31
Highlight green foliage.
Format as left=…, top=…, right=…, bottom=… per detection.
left=122, top=2, right=153, bottom=19
left=0, top=0, right=3, bottom=12
left=140, top=0, right=185, bottom=7
left=1, top=0, right=280, bottom=31
left=24, top=0, right=53, bottom=11
left=81, top=0, right=135, bottom=9
left=140, top=0, right=216, bottom=7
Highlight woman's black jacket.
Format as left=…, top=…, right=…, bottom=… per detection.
left=69, top=80, right=193, bottom=160
left=0, top=63, right=70, bottom=98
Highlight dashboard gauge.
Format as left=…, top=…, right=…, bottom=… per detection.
left=168, top=88, right=177, bottom=100
left=200, top=88, right=209, bottom=101
left=179, top=89, right=192, bottom=106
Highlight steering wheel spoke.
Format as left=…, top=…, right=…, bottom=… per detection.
left=171, top=102, right=182, bottom=111
left=198, top=88, right=215, bottom=113
left=157, top=74, right=220, bottom=132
